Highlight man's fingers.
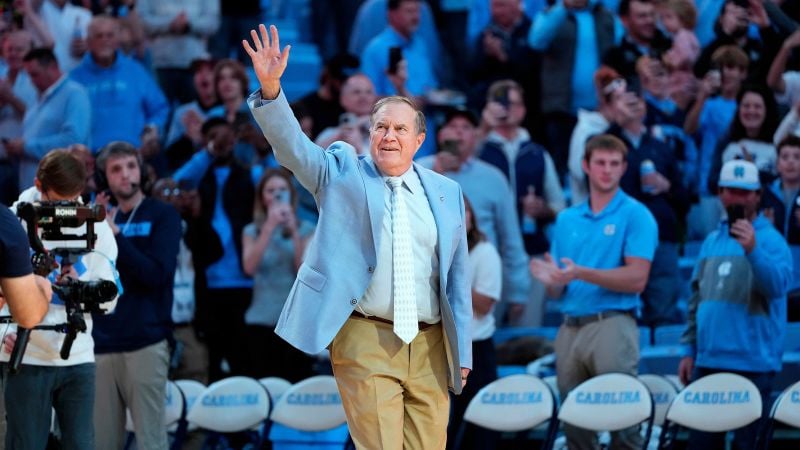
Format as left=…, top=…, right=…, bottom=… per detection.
left=250, top=29, right=263, bottom=52
left=242, top=39, right=256, bottom=57
left=281, top=44, right=291, bottom=67
left=269, top=24, right=279, bottom=53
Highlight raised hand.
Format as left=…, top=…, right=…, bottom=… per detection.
left=242, top=24, right=291, bottom=100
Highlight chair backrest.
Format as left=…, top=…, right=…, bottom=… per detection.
left=463, top=374, right=557, bottom=432
left=770, top=380, right=800, bottom=428
left=526, top=353, right=556, bottom=378
left=639, top=374, right=679, bottom=426
left=186, top=376, right=271, bottom=433
left=665, top=373, right=762, bottom=432
left=259, top=377, right=292, bottom=403
left=270, top=375, right=347, bottom=432
left=174, top=379, right=206, bottom=432
left=542, top=375, right=560, bottom=405
left=558, top=373, right=654, bottom=433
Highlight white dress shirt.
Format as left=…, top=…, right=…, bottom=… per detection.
left=358, top=165, right=441, bottom=323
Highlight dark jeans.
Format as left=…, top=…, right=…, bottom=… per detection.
left=640, top=242, right=681, bottom=328
left=196, top=287, right=252, bottom=382
left=447, top=338, right=499, bottom=450
left=2, top=362, right=95, bottom=450
left=156, top=68, right=196, bottom=106
left=541, top=112, right=578, bottom=180
left=686, top=367, right=775, bottom=450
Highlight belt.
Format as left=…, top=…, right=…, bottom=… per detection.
left=563, top=310, right=633, bottom=327
left=350, top=311, right=435, bottom=331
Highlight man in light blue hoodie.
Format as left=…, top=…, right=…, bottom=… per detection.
left=70, top=16, right=169, bottom=153
left=679, top=159, right=793, bottom=450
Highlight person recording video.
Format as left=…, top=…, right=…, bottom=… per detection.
left=0, top=148, right=119, bottom=450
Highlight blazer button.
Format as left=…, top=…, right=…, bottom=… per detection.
left=350, top=298, right=358, bottom=305
left=368, top=266, right=374, bottom=273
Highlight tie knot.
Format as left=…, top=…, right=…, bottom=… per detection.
left=387, top=177, right=403, bottom=190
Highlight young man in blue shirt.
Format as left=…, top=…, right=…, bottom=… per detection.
left=531, top=133, right=658, bottom=450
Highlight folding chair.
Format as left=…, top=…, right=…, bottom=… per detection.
left=259, top=376, right=292, bottom=403
left=639, top=374, right=680, bottom=427
left=454, top=374, right=558, bottom=450
left=557, top=373, right=655, bottom=450
left=173, top=379, right=206, bottom=432
left=268, top=375, right=351, bottom=449
left=757, top=379, right=800, bottom=450
left=658, top=372, right=762, bottom=450
left=187, top=376, right=272, bottom=449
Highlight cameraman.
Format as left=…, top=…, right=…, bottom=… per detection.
left=0, top=149, right=119, bottom=450
left=0, top=208, right=51, bottom=329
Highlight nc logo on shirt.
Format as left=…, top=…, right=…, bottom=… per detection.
left=603, top=224, right=616, bottom=236
left=717, top=261, right=732, bottom=277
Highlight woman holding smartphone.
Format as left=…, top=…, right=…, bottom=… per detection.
left=241, top=168, right=316, bottom=381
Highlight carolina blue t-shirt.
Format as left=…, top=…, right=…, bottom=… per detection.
left=550, top=189, right=658, bottom=316
left=697, top=96, right=737, bottom=195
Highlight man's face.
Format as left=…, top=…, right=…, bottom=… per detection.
left=24, top=60, right=58, bottom=93
left=778, top=145, right=800, bottom=186
left=2, top=32, right=31, bottom=71
left=610, top=90, right=646, bottom=126
left=623, top=0, right=656, bottom=43
left=719, top=187, right=760, bottom=218
left=720, top=2, right=749, bottom=37
left=437, top=116, right=477, bottom=159
left=340, top=75, right=376, bottom=117
left=722, top=64, right=747, bottom=92
left=501, top=88, right=526, bottom=127
left=490, top=0, right=521, bottom=28
left=104, top=155, right=141, bottom=201
left=193, top=65, right=215, bottom=100
left=639, top=60, right=669, bottom=99
left=388, top=0, right=421, bottom=37
left=205, top=123, right=236, bottom=159
left=582, top=149, right=627, bottom=194
left=369, top=102, right=425, bottom=176
left=87, top=19, right=119, bottom=62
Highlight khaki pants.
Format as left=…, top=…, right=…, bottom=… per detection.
left=94, top=340, right=170, bottom=450
left=555, top=314, right=643, bottom=450
left=330, top=316, right=450, bottom=450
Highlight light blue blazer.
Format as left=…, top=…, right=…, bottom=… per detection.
left=248, top=90, right=472, bottom=394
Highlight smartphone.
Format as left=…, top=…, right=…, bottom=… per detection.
left=726, top=204, right=745, bottom=237
left=438, top=139, right=460, bottom=156
left=339, top=112, right=358, bottom=127
left=275, top=189, right=290, bottom=205
left=491, top=86, right=510, bottom=121
left=388, top=46, right=403, bottom=75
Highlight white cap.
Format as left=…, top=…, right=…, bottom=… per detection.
left=718, top=159, right=760, bottom=191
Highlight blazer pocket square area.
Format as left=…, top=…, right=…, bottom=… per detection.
left=298, top=265, right=327, bottom=292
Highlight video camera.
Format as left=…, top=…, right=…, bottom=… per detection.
left=3, top=201, right=117, bottom=372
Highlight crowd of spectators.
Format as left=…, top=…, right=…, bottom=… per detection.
left=0, top=0, right=799, bottom=448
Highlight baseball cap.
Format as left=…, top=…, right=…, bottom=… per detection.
left=718, top=159, right=760, bottom=190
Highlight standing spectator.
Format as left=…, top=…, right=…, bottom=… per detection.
left=529, top=0, right=621, bottom=177
left=241, top=169, right=315, bottom=382
left=603, top=0, right=672, bottom=80
left=137, top=0, right=220, bottom=105
left=708, top=84, right=780, bottom=193
left=310, top=0, right=362, bottom=60
left=684, top=45, right=748, bottom=238
left=39, top=0, right=91, bottom=72
left=93, top=141, right=181, bottom=450
left=678, top=159, right=792, bottom=450
left=478, top=80, right=566, bottom=326
left=291, top=53, right=359, bottom=140
left=636, top=56, right=684, bottom=127
left=767, top=30, right=800, bottom=109
left=469, top=0, right=539, bottom=131
left=69, top=16, right=170, bottom=152
left=530, top=134, right=657, bottom=450
left=693, top=0, right=782, bottom=84
left=1, top=149, right=118, bottom=450
left=315, top=73, right=376, bottom=155
left=568, top=66, right=625, bottom=204
left=760, top=135, right=800, bottom=318
left=175, top=118, right=254, bottom=382
left=164, top=58, right=219, bottom=170
left=360, top=0, right=438, bottom=98
left=0, top=30, right=37, bottom=204
left=418, top=107, right=532, bottom=326
left=13, top=0, right=54, bottom=51
left=606, top=83, right=690, bottom=327
left=5, top=48, right=90, bottom=193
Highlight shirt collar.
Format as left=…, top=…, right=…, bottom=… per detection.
left=40, top=75, right=67, bottom=101
left=486, top=127, right=530, bottom=147
left=579, top=189, right=627, bottom=218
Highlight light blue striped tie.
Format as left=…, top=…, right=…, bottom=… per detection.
left=387, top=177, right=417, bottom=344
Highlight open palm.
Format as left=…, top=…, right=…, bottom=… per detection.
left=242, top=24, right=291, bottom=100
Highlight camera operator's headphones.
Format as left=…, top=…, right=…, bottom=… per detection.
left=94, top=141, right=150, bottom=195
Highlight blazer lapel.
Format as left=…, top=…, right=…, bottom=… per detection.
left=415, top=164, right=451, bottom=285
left=360, top=156, right=385, bottom=258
